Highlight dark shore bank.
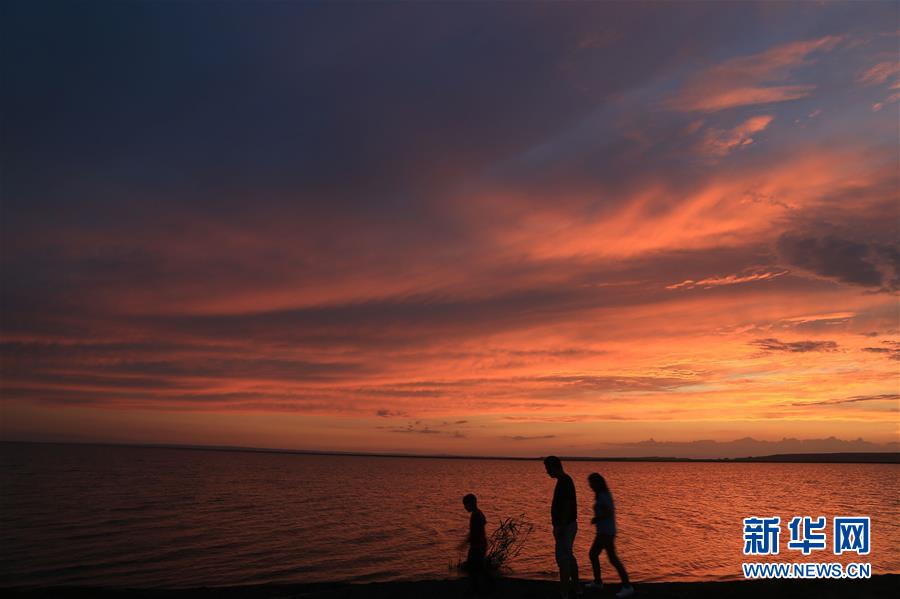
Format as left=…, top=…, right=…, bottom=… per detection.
left=6, top=575, right=898, bottom=599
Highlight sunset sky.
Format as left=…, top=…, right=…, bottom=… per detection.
left=2, top=2, right=898, bottom=458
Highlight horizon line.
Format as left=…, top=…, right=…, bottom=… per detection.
left=2, top=439, right=898, bottom=464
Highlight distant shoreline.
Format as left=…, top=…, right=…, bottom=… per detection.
left=3, top=575, right=898, bottom=599
left=2, top=440, right=898, bottom=464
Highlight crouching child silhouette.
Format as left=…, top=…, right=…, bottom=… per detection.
left=460, top=493, right=493, bottom=595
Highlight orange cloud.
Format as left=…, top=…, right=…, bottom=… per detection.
left=699, top=114, right=775, bottom=156
left=668, top=36, right=842, bottom=112
left=858, top=60, right=900, bottom=85
left=666, top=268, right=788, bottom=290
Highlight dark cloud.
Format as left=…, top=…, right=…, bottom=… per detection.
left=597, top=436, right=900, bottom=459
left=502, top=414, right=636, bottom=423
left=791, top=393, right=900, bottom=407
left=505, top=434, right=557, bottom=441
left=1, top=1, right=729, bottom=229
left=125, top=277, right=676, bottom=352
left=0, top=385, right=350, bottom=412
left=375, top=409, right=409, bottom=418
left=376, top=422, right=464, bottom=437
left=777, top=233, right=899, bottom=291
left=752, top=338, right=839, bottom=353
left=862, top=343, right=900, bottom=360
left=357, top=373, right=696, bottom=402
left=390, top=426, right=440, bottom=435
left=1, top=339, right=369, bottom=408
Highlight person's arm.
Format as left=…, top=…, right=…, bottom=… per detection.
left=552, top=504, right=562, bottom=536
left=591, top=505, right=612, bottom=524
left=458, top=515, right=472, bottom=550
left=474, top=513, right=487, bottom=547
left=596, top=503, right=612, bottom=519
left=458, top=527, right=471, bottom=551
left=555, top=479, right=577, bottom=531
left=562, top=498, right=577, bottom=526
left=591, top=494, right=612, bottom=524
left=563, top=479, right=577, bottom=524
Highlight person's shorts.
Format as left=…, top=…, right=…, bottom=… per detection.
left=554, top=521, right=578, bottom=566
left=466, top=547, right=486, bottom=574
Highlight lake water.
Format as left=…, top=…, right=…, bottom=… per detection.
left=1, top=443, right=898, bottom=588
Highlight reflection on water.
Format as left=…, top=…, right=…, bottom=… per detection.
left=1, top=443, right=898, bottom=587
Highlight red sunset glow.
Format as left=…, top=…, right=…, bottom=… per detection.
left=1, top=3, right=898, bottom=458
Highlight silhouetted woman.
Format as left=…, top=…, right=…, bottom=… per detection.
left=586, top=473, right=634, bottom=597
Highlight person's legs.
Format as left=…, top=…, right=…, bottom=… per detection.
left=466, top=547, right=485, bottom=595
left=568, top=523, right=579, bottom=588
left=555, top=530, right=570, bottom=594
left=588, top=534, right=604, bottom=584
left=603, top=535, right=631, bottom=586
left=570, top=557, right=580, bottom=586
left=558, top=563, right=570, bottom=591
left=557, top=522, right=578, bottom=595
left=555, top=523, right=579, bottom=597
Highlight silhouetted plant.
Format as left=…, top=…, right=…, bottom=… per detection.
left=486, top=513, right=534, bottom=572
left=453, top=513, right=534, bottom=574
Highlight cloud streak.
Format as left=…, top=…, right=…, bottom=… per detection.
left=667, top=36, right=842, bottom=112
left=751, top=338, right=840, bottom=353
left=699, top=115, right=774, bottom=157
left=667, top=268, right=788, bottom=290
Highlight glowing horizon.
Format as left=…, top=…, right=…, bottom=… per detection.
left=1, top=2, right=898, bottom=457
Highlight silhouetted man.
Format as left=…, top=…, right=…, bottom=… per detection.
left=460, top=493, right=491, bottom=595
left=544, top=455, right=579, bottom=598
